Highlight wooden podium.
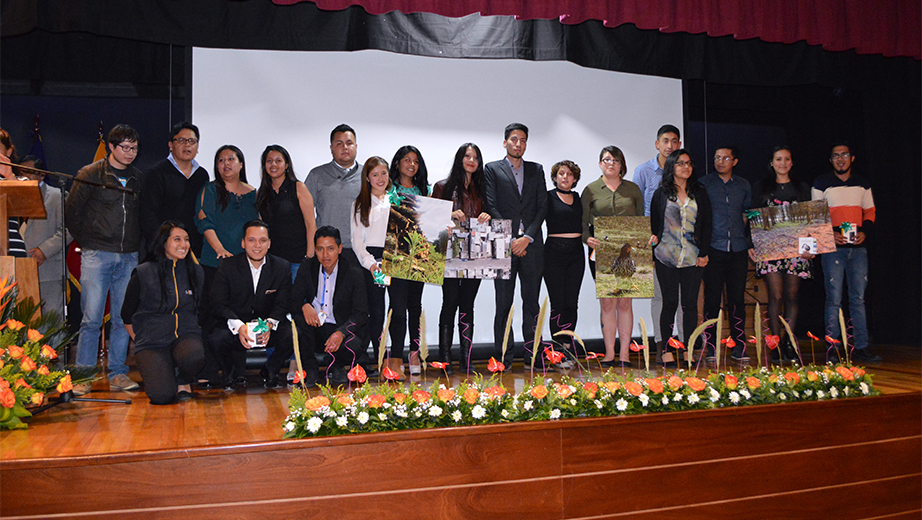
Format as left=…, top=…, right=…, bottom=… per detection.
left=0, top=180, right=46, bottom=312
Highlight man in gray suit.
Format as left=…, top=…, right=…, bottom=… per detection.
left=20, top=156, right=71, bottom=317
left=483, top=123, right=548, bottom=369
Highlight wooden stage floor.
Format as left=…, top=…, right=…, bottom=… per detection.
left=2, top=344, right=919, bottom=460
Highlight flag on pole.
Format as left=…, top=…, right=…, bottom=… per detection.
left=93, top=121, right=106, bottom=162
left=28, top=115, right=47, bottom=168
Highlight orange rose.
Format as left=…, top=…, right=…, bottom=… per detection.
left=768, top=374, right=779, bottom=383
left=667, top=375, right=684, bottom=391
left=582, top=382, right=598, bottom=398
left=784, top=372, right=801, bottom=385
left=436, top=388, right=456, bottom=402
left=411, top=390, right=431, bottom=404
left=5, top=319, right=24, bottom=331
left=484, top=386, right=506, bottom=399
left=529, top=385, right=549, bottom=399
left=305, top=395, right=331, bottom=411
left=0, top=348, right=5, bottom=356
left=556, top=384, right=574, bottom=399
left=41, top=345, right=58, bottom=360
left=685, top=377, right=706, bottom=392
left=56, top=374, right=72, bottom=393
left=835, top=366, right=855, bottom=381
left=807, top=371, right=819, bottom=382
left=20, top=357, right=36, bottom=372
left=0, top=387, right=14, bottom=408
left=37, top=365, right=51, bottom=376
left=8, top=345, right=24, bottom=359
left=463, top=387, right=480, bottom=405
left=336, top=394, right=356, bottom=406
left=724, top=375, right=738, bottom=390
left=746, top=377, right=761, bottom=390
left=14, top=378, right=31, bottom=389
left=624, top=381, right=643, bottom=396
left=644, top=378, right=664, bottom=394
left=366, top=394, right=386, bottom=408
left=27, top=329, right=44, bottom=342
left=393, top=392, right=407, bottom=404
left=30, top=392, right=44, bottom=405
left=601, top=381, right=621, bottom=392
left=851, top=367, right=866, bottom=377
left=0, top=359, right=4, bottom=369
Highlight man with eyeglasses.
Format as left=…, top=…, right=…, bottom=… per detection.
left=139, top=121, right=209, bottom=257
left=634, top=124, right=682, bottom=363
left=811, top=141, right=879, bottom=363
left=700, top=145, right=755, bottom=364
left=66, top=124, right=144, bottom=395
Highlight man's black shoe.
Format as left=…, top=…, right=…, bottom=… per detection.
left=851, top=348, right=882, bottom=363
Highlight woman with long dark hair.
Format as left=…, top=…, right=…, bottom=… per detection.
left=122, top=221, right=205, bottom=404
left=543, top=160, right=583, bottom=368
left=752, top=145, right=812, bottom=363
left=432, top=143, right=491, bottom=374
left=650, top=149, right=712, bottom=368
left=582, top=146, right=644, bottom=368
left=387, top=146, right=430, bottom=375
left=255, top=145, right=317, bottom=280
left=351, top=156, right=396, bottom=377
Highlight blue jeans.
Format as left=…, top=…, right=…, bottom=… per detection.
left=821, top=247, right=868, bottom=350
left=75, top=250, right=138, bottom=378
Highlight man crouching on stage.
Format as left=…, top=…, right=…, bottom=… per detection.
left=291, top=226, right=368, bottom=388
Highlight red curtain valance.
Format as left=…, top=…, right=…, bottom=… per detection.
left=272, top=0, right=921, bottom=60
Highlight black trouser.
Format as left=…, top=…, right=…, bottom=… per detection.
left=543, top=237, right=585, bottom=351
left=493, top=242, right=544, bottom=365
left=387, top=278, right=424, bottom=359
left=135, top=333, right=205, bottom=405
left=703, top=248, right=749, bottom=353
left=210, top=320, right=294, bottom=377
left=440, top=277, right=481, bottom=361
left=299, top=322, right=363, bottom=372
left=361, top=246, right=386, bottom=363
left=654, top=258, right=703, bottom=350
left=197, top=265, right=223, bottom=381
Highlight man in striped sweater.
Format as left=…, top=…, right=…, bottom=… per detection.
left=812, top=141, right=880, bottom=363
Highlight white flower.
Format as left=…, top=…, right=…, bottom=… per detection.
left=709, top=388, right=720, bottom=402
left=638, top=394, right=649, bottom=407
left=661, top=396, right=670, bottom=405
left=439, top=383, right=447, bottom=390
left=377, top=413, right=387, bottom=421
left=569, top=399, right=577, bottom=406
left=729, top=391, right=740, bottom=404
left=335, top=416, right=348, bottom=428
left=307, top=417, right=323, bottom=433
left=550, top=409, right=561, bottom=419
left=844, top=386, right=851, bottom=396
left=383, top=402, right=391, bottom=409
left=616, top=398, right=628, bottom=411
left=284, top=421, right=296, bottom=432
left=817, top=390, right=825, bottom=400
left=324, top=410, right=336, bottom=418
left=451, top=410, right=462, bottom=422
left=594, top=399, right=603, bottom=409
left=501, top=409, right=509, bottom=418
left=687, top=393, right=700, bottom=404
left=779, top=393, right=787, bottom=401
left=804, top=389, right=813, bottom=397
left=830, top=387, right=839, bottom=399
left=395, top=409, right=408, bottom=418
left=740, top=389, right=751, bottom=400
left=357, top=412, right=369, bottom=424
left=769, top=389, right=776, bottom=395
left=472, top=405, right=486, bottom=419
left=793, top=390, right=800, bottom=398
left=672, top=393, right=683, bottom=402
left=860, top=382, right=870, bottom=395
left=429, top=405, right=443, bottom=417
left=414, top=409, right=423, bottom=417
left=524, top=400, right=534, bottom=411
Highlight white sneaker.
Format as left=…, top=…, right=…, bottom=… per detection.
left=409, top=351, right=421, bottom=376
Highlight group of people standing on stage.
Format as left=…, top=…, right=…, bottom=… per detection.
left=0, top=119, right=879, bottom=405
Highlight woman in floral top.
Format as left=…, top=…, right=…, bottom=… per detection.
left=751, top=146, right=813, bottom=363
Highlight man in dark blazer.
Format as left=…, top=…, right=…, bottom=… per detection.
left=483, top=122, right=548, bottom=369
left=210, top=219, right=293, bottom=390
left=291, top=226, right=368, bottom=387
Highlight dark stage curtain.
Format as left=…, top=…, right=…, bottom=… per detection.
left=271, top=0, right=921, bottom=59
left=1, top=0, right=919, bottom=345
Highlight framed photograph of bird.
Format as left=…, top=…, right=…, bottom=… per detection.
left=593, top=216, right=654, bottom=298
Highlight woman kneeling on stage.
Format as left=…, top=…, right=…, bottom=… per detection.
left=122, top=221, right=205, bottom=404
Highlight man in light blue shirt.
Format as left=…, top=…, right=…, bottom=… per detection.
left=633, top=125, right=681, bottom=363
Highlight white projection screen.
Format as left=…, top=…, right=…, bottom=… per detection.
left=192, top=47, right=683, bottom=348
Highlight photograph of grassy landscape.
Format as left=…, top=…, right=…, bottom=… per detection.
left=383, top=194, right=453, bottom=285
left=749, top=200, right=835, bottom=262
left=593, top=216, right=653, bottom=298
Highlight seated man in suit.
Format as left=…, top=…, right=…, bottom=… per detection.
left=291, top=226, right=368, bottom=387
left=210, top=219, right=293, bottom=390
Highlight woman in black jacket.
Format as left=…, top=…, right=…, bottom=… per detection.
left=650, top=150, right=712, bottom=368
left=122, top=221, right=205, bottom=404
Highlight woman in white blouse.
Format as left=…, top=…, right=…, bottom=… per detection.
left=351, top=156, right=398, bottom=378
